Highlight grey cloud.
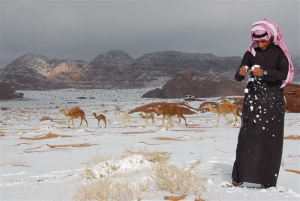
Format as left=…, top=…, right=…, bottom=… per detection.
left=1, top=0, right=299, bottom=68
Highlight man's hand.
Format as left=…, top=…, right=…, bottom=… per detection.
left=239, top=66, right=248, bottom=76
left=252, top=67, right=264, bottom=77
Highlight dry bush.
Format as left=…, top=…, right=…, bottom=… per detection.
left=76, top=149, right=206, bottom=200
left=82, top=153, right=116, bottom=179
left=74, top=177, right=152, bottom=201
left=40, top=116, right=53, bottom=121
left=4, top=117, right=11, bottom=121
left=102, top=109, right=109, bottom=114
left=123, top=147, right=171, bottom=163
left=87, top=152, right=115, bottom=166
left=150, top=160, right=205, bottom=197
left=1, top=159, right=28, bottom=167
left=19, top=109, right=28, bottom=114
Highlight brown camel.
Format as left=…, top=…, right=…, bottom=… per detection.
left=139, top=112, right=155, bottom=125
left=60, top=106, right=88, bottom=129
left=153, top=104, right=187, bottom=126
left=92, top=112, right=106, bottom=128
left=206, top=102, right=241, bottom=126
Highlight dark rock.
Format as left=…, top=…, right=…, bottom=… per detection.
left=0, top=81, right=24, bottom=100
left=142, top=70, right=247, bottom=98
left=284, top=83, right=300, bottom=113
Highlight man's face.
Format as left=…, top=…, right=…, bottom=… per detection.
left=255, top=40, right=271, bottom=50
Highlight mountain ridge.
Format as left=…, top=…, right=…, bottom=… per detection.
left=0, top=50, right=299, bottom=98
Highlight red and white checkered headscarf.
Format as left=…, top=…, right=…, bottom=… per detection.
left=248, top=18, right=294, bottom=88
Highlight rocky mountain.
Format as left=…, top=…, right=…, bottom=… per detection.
left=0, top=53, right=90, bottom=90
left=0, top=50, right=243, bottom=90
left=82, top=50, right=135, bottom=87
left=0, top=50, right=299, bottom=95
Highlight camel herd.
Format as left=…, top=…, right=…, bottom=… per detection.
left=59, top=102, right=241, bottom=129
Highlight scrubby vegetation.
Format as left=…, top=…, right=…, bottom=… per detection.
left=74, top=148, right=206, bottom=200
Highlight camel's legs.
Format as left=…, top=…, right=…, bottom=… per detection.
left=68, top=118, right=75, bottom=129
left=162, top=115, right=173, bottom=126
left=151, top=117, right=155, bottom=124
left=168, top=115, right=173, bottom=126
left=84, top=118, right=88, bottom=127
left=216, top=113, right=220, bottom=126
left=162, top=115, right=166, bottom=125
left=180, top=114, right=187, bottom=126
left=233, top=111, right=238, bottom=126
left=177, top=115, right=181, bottom=124
left=222, top=114, right=229, bottom=125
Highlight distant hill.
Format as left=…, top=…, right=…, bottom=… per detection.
left=0, top=50, right=242, bottom=89
left=0, top=50, right=299, bottom=98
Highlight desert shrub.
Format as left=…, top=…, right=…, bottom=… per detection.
left=1, top=159, right=28, bottom=167
left=40, top=116, right=53, bottom=121
left=75, top=148, right=205, bottom=200
left=123, top=147, right=171, bottom=163
left=74, top=177, right=152, bottom=201
left=151, top=160, right=205, bottom=197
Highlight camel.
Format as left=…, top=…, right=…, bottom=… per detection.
left=116, top=112, right=131, bottom=126
left=92, top=112, right=106, bottom=128
left=206, top=102, right=242, bottom=126
left=60, top=106, right=88, bottom=129
left=114, top=106, right=124, bottom=115
left=153, top=104, right=187, bottom=126
left=139, top=112, right=155, bottom=125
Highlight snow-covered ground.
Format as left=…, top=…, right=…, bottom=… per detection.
left=0, top=88, right=299, bottom=201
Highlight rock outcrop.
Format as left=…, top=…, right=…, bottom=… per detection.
left=0, top=82, right=24, bottom=100
left=284, top=83, right=300, bottom=113
left=142, top=70, right=247, bottom=98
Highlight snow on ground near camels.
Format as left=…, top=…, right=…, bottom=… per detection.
left=0, top=88, right=299, bottom=201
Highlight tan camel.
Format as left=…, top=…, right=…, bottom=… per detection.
left=206, top=102, right=241, bottom=126
left=116, top=113, right=131, bottom=126
left=139, top=112, right=155, bottom=125
left=153, top=104, right=187, bottom=126
left=92, top=112, right=106, bottom=128
left=60, top=106, right=88, bottom=129
left=114, top=106, right=124, bottom=115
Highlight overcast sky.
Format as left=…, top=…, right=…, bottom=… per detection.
left=1, top=0, right=299, bottom=68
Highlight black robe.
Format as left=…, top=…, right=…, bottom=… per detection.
left=232, top=44, right=289, bottom=186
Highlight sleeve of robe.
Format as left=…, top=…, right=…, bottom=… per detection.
left=235, top=51, right=252, bottom=82
left=264, top=47, right=289, bottom=81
